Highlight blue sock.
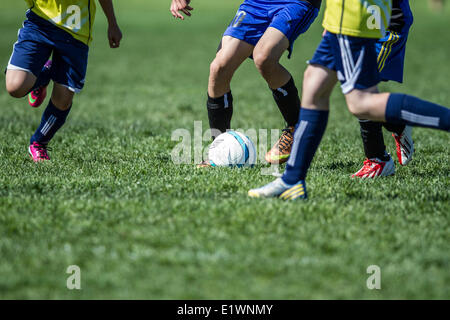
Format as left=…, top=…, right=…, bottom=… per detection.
left=30, top=64, right=52, bottom=92
left=30, top=100, right=71, bottom=145
left=386, top=94, right=450, bottom=131
left=282, top=109, right=329, bottom=185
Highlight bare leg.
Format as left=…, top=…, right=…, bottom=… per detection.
left=252, top=27, right=291, bottom=89
left=208, top=36, right=254, bottom=98
left=345, top=87, right=390, bottom=122
left=51, top=82, right=74, bottom=110
left=346, top=88, right=449, bottom=131
left=302, top=64, right=338, bottom=111
left=5, top=69, right=36, bottom=98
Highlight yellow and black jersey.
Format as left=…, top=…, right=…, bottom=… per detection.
left=323, top=0, right=392, bottom=39
left=24, top=0, right=96, bottom=45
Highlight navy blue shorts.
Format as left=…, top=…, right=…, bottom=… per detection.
left=309, top=31, right=381, bottom=94
left=376, top=30, right=409, bottom=83
left=7, top=10, right=89, bottom=93
left=377, top=0, right=413, bottom=82
left=224, top=0, right=319, bottom=58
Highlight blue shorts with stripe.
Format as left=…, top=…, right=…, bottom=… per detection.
left=309, top=31, right=381, bottom=94
left=376, top=30, right=409, bottom=83
left=378, top=0, right=413, bottom=82
left=223, top=0, right=319, bottom=58
left=7, top=10, right=89, bottom=93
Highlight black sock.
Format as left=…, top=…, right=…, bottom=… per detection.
left=271, top=77, right=301, bottom=127
left=383, top=123, right=406, bottom=136
left=207, top=92, right=233, bottom=140
left=359, top=119, right=390, bottom=160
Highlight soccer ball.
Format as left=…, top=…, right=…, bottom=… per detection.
left=208, top=131, right=256, bottom=167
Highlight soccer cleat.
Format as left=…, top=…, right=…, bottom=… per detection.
left=28, top=142, right=50, bottom=162
left=351, top=156, right=395, bottom=178
left=393, top=126, right=414, bottom=166
left=248, top=178, right=307, bottom=200
left=265, top=126, right=294, bottom=164
left=28, top=60, right=52, bottom=108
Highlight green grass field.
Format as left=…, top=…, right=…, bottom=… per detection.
left=0, top=1, right=449, bottom=299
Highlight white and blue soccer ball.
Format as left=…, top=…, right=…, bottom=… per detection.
left=208, top=130, right=256, bottom=167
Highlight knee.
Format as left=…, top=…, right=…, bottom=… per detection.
left=5, top=77, right=29, bottom=98
left=209, top=57, right=231, bottom=80
left=347, top=97, right=370, bottom=118
left=302, top=69, right=329, bottom=108
left=51, top=90, right=74, bottom=110
left=253, top=51, right=276, bottom=76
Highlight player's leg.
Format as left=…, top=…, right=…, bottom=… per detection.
left=29, top=36, right=88, bottom=162
left=253, top=27, right=291, bottom=89
left=249, top=32, right=338, bottom=199
left=29, top=83, right=74, bottom=161
left=353, top=87, right=396, bottom=178
left=206, top=2, right=272, bottom=142
left=256, top=2, right=319, bottom=164
left=207, top=36, right=253, bottom=140
left=5, top=18, right=53, bottom=104
left=28, top=60, right=53, bottom=108
left=355, top=29, right=413, bottom=177
left=208, top=36, right=253, bottom=99
left=5, top=69, right=36, bottom=98
left=249, top=64, right=337, bottom=199
left=199, top=2, right=267, bottom=167
left=339, top=34, right=449, bottom=131
left=354, top=34, right=395, bottom=177
left=346, top=89, right=450, bottom=132
left=253, top=27, right=297, bottom=163
left=380, top=1, right=415, bottom=164
left=342, top=33, right=449, bottom=130
left=379, top=30, right=414, bottom=166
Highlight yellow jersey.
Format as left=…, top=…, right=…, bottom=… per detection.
left=25, top=0, right=96, bottom=45
left=323, top=0, right=392, bottom=39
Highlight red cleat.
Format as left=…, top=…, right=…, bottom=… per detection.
left=352, top=156, right=395, bottom=178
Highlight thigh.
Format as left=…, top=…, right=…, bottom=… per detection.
left=253, top=27, right=289, bottom=62
left=51, top=38, right=89, bottom=93
left=269, top=2, right=319, bottom=58
left=215, top=36, right=254, bottom=70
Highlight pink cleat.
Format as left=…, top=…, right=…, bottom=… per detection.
left=28, top=142, right=50, bottom=162
left=28, top=60, right=52, bottom=108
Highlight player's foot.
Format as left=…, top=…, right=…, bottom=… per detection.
left=351, top=156, right=395, bottom=178
left=196, top=160, right=213, bottom=168
left=393, top=126, right=414, bottom=166
left=28, top=60, right=52, bottom=108
left=265, top=126, right=294, bottom=164
left=248, top=178, right=307, bottom=200
left=28, top=141, right=50, bottom=162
